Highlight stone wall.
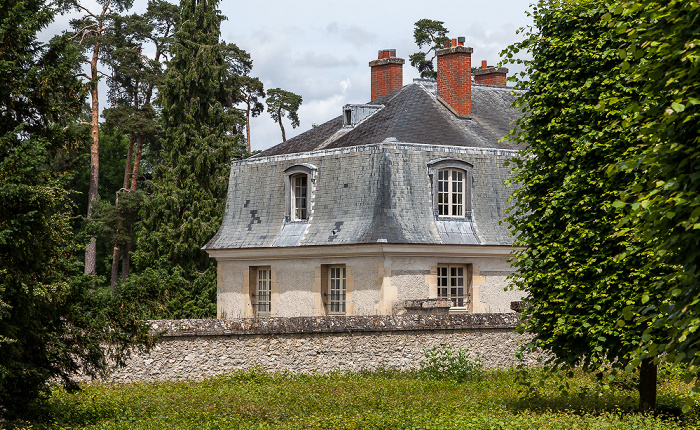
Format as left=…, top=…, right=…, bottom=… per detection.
left=100, top=314, right=542, bottom=383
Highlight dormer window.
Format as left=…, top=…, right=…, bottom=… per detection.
left=291, top=174, right=307, bottom=220
left=342, top=104, right=383, bottom=128
left=428, top=158, right=473, bottom=220
left=284, top=164, right=317, bottom=222
left=437, top=168, right=465, bottom=217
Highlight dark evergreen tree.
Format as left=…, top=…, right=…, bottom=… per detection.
left=0, top=0, right=153, bottom=419
left=132, top=0, right=246, bottom=318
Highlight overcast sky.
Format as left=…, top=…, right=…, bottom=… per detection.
left=43, top=0, right=534, bottom=152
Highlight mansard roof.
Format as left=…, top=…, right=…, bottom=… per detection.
left=257, top=80, right=524, bottom=157
left=204, top=80, right=524, bottom=251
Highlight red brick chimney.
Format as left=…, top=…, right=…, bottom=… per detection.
left=436, top=37, right=473, bottom=118
left=369, top=49, right=404, bottom=101
left=473, top=60, right=509, bottom=86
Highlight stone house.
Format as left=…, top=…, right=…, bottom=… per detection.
left=205, top=38, right=525, bottom=318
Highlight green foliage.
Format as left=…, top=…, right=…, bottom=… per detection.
left=409, top=18, right=449, bottom=79
left=418, top=344, right=484, bottom=382
left=0, top=0, right=154, bottom=418
left=608, top=1, right=700, bottom=382
left=266, top=88, right=302, bottom=142
left=134, top=0, right=246, bottom=318
left=501, top=0, right=677, bottom=409
left=11, top=368, right=700, bottom=428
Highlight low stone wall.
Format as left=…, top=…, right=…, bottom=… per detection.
left=102, top=314, right=542, bottom=383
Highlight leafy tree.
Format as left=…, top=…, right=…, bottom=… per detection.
left=409, top=19, right=449, bottom=79
left=101, top=0, right=178, bottom=288
left=502, top=0, right=673, bottom=411
left=266, top=88, right=302, bottom=142
left=64, top=0, right=134, bottom=275
left=610, top=1, right=700, bottom=388
left=0, top=0, right=153, bottom=418
left=133, top=0, right=246, bottom=318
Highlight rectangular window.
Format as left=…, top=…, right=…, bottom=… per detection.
left=438, top=169, right=465, bottom=217
left=328, top=265, right=346, bottom=314
left=292, top=174, right=307, bottom=220
left=437, top=265, right=467, bottom=307
left=253, top=267, right=271, bottom=315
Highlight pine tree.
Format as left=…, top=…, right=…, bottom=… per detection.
left=0, top=0, right=153, bottom=418
left=133, top=0, right=246, bottom=318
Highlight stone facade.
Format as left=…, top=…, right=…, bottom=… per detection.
left=95, top=315, right=543, bottom=383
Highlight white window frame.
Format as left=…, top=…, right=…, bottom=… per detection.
left=428, top=158, right=473, bottom=220
left=437, top=264, right=470, bottom=308
left=284, top=164, right=317, bottom=222
left=327, top=265, right=347, bottom=315
left=437, top=168, right=466, bottom=217
left=252, top=267, right=272, bottom=316
left=291, top=173, right=308, bottom=221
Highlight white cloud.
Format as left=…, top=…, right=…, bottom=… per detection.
left=40, top=0, right=534, bottom=152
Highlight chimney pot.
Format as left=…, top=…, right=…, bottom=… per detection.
left=458, top=36, right=465, bottom=45
left=436, top=39, right=474, bottom=117
left=369, top=49, right=405, bottom=100
left=481, top=60, right=487, bottom=69
left=443, top=40, right=450, bottom=48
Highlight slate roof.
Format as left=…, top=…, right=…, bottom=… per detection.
left=258, top=80, right=524, bottom=157
left=205, top=80, right=524, bottom=251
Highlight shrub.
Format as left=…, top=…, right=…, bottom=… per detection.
left=418, top=344, right=484, bottom=382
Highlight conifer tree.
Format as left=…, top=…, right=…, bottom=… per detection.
left=266, top=88, right=302, bottom=142
left=1, top=0, right=153, bottom=418
left=133, top=0, right=246, bottom=318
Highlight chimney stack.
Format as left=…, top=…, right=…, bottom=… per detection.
left=369, top=49, right=404, bottom=101
left=473, top=60, right=509, bottom=86
left=436, top=36, right=473, bottom=118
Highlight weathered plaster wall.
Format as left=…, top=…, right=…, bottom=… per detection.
left=96, top=315, right=541, bottom=383
left=217, top=255, right=523, bottom=318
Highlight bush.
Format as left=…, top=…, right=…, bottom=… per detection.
left=418, top=344, right=484, bottom=382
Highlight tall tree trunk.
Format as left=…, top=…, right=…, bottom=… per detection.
left=246, top=102, right=251, bottom=152
left=84, top=41, right=101, bottom=275
left=278, top=107, right=286, bottom=142
left=110, top=134, right=136, bottom=290
left=110, top=245, right=120, bottom=291
left=130, top=133, right=144, bottom=191
left=639, top=358, right=657, bottom=412
left=121, top=238, right=131, bottom=280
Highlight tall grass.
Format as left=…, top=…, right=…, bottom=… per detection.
left=5, top=364, right=699, bottom=429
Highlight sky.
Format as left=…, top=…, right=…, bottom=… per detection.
left=43, top=0, right=534, bottom=152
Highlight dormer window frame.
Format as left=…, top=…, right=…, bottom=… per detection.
left=284, top=163, right=317, bottom=223
left=342, top=103, right=384, bottom=128
left=428, top=158, right=473, bottom=220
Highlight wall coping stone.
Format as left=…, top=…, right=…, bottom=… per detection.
left=149, top=314, right=520, bottom=337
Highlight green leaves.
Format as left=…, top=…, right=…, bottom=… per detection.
left=409, top=19, right=449, bottom=79
left=134, top=0, right=246, bottom=319
left=265, top=88, right=303, bottom=142
left=500, top=0, right=680, bottom=409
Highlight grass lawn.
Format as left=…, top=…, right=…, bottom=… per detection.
left=6, top=366, right=700, bottom=429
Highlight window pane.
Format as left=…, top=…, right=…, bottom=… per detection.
left=438, top=265, right=467, bottom=308
left=328, top=265, right=347, bottom=314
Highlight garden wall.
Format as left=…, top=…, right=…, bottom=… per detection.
left=102, top=314, right=542, bottom=383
